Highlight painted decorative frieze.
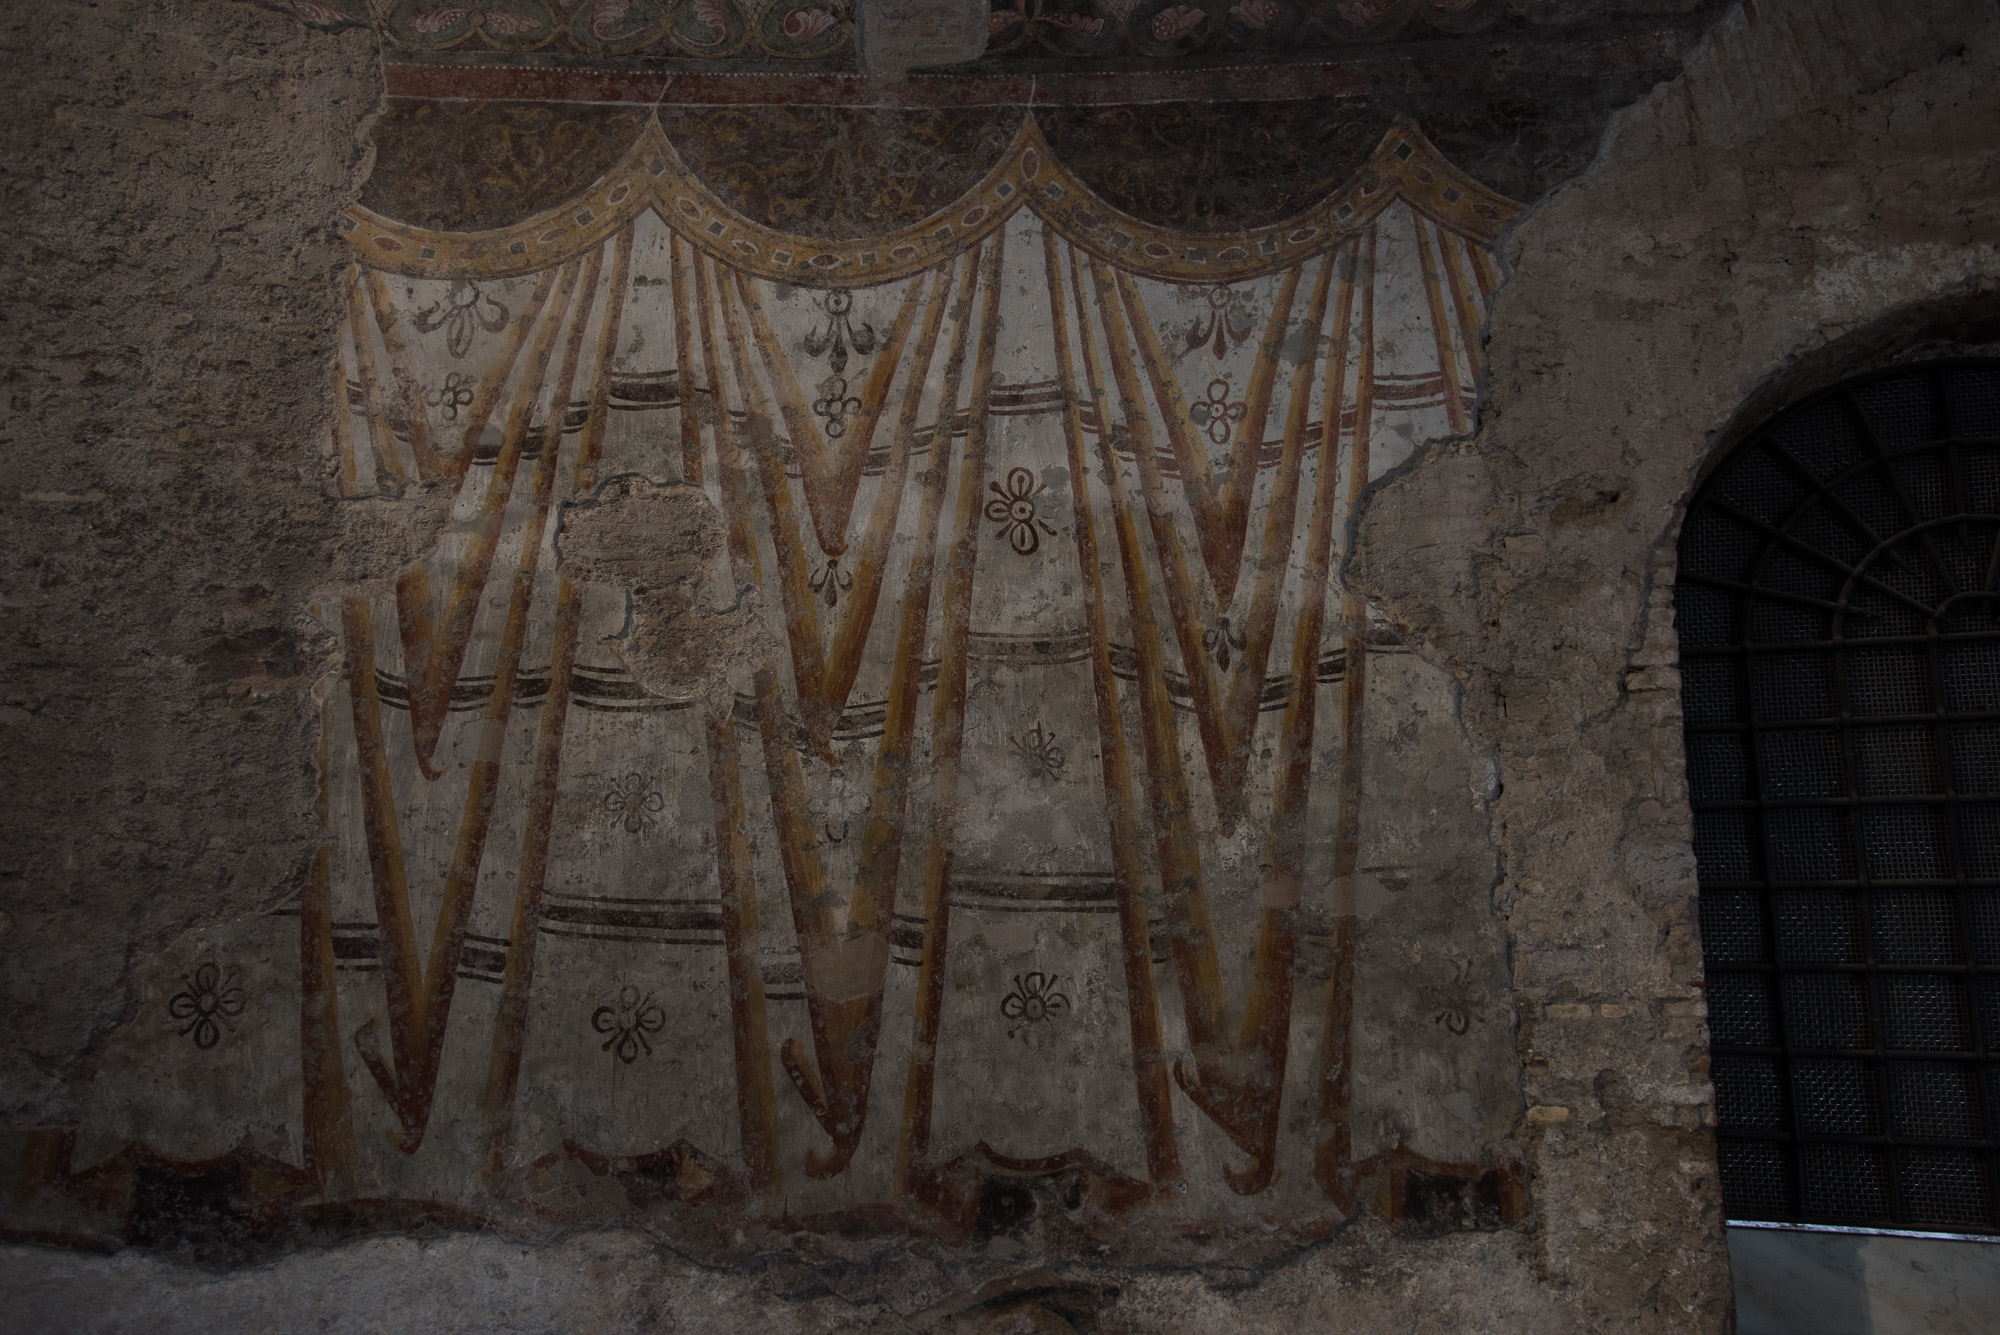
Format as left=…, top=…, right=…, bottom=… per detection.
left=48, top=117, right=1528, bottom=1259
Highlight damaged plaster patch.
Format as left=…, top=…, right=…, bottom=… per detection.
left=321, top=482, right=456, bottom=591
left=556, top=476, right=766, bottom=701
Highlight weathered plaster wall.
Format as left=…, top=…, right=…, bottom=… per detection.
left=3, top=0, right=1997, bottom=1331
left=0, top=2, right=384, bottom=1125
left=1350, top=0, right=2000, bottom=1326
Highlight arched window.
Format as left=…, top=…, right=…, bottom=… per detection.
left=1677, top=358, right=2000, bottom=1234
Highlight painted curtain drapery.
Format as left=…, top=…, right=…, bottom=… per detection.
left=68, top=115, right=1525, bottom=1246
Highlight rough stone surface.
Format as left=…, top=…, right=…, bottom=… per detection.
left=1351, top=0, right=2000, bottom=1328
left=2, top=0, right=1997, bottom=1329
left=0, top=1, right=384, bottom=1125
left=0, top=1217, right=1565, bottom=1333
left=558, top=475, right=769, bottom=700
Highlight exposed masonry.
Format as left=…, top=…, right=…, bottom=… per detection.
left=2, top=0, right=1997, bottom=1330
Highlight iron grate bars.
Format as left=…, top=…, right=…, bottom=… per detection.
left=1676, top=358, right=2000, bottom=1233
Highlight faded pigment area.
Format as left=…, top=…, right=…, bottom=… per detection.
left=2, top=0, right=1996, bottom=1331
left=22, top=88, right=1528, bottom=1263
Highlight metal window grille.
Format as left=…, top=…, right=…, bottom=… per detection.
left=1676, top=358, right=2000, bottom=1233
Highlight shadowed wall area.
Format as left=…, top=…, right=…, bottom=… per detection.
left=1, top=0, right=1996, bottom=1330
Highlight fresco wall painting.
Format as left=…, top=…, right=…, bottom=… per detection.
left=15, top=114, right=1531, bottom=1261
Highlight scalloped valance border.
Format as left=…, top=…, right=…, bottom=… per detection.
left=341, top=114, right=1520, bottom=286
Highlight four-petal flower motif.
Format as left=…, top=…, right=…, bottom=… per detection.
left=985, top=467, right=1057, bottom=556
left=1189, top=377, right=1247, bottom=447
left=167, top=962, right=247, bottom=1050
left=604, top=773, right=666, bottom=834
left=592, top=985, right=667, bottom=1064
left=424, top=371, right=475, bottom=422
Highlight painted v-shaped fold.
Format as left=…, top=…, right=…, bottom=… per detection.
left=998, top=229, right=1178, bottom=1191
left=346, top=246, right=604, bottom=1153
left=1089, top=260, right=1233, bottom=831
left=669, top=233, right=793, bottom=1198
left=1093, top=259, right=1331, bottom=835
left=1081, top=244, right=1229, bottom=1089
left=1116, top=263, right=1301, bottom=609
left=714, top=263, right=834, bottom=759
left=1084, top=242, right=1339, bottom=1194
left=395, top=262, right=572, bottom=779
left=1213, top=255, right=1337, bottom=834
left=696, top=239, right=865, bottom=1178
left=735, top=272, right=925, bottom=559
left=810, top=269, right=955, bottom=746
left=708, top=258, right=960, bottom=754
left=1171, top=246, right=1344, bottom=1196
left=476, top=227, right=634, bottom=1184
left=1316, top=225, right=1377, bottom=1212
left=774, top=246, right=987, bottom=1180
left=891, top=228, right=1009, bottom=1195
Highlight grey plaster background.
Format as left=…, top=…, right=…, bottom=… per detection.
left=2, top=0, right=1997, bottom=1329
